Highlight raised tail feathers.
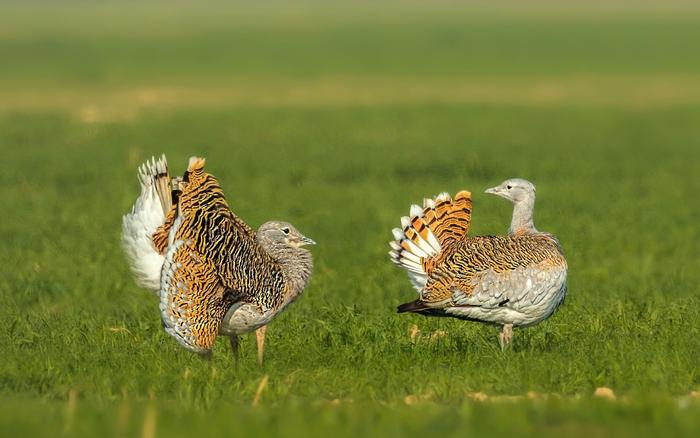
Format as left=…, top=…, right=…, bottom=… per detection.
left=121, top=155, right=171, bottom=291
left=388, top=191, right=473, bottom=292
left=139, top=154, right=172, bottom=215
left=423, top=191, right=472, bottom=248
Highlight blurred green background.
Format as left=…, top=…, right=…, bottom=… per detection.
left=1, top=1, right=700, bottom=437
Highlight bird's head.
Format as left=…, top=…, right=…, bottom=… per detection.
left=257, top=221, right=316, bottom=250
left=485, top=178, right=536, bottom=204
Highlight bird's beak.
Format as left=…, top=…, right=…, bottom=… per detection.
left=484, top=186, right=500, bottom=195
left=300, top=236, right=316, bottom=246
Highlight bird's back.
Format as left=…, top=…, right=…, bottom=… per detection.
left=432, top=233, right=567, bottom=326
left=443, top=233, right=565, bottom=284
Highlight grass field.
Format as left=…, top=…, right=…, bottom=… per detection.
left=2, top=1, right=700, bottom=436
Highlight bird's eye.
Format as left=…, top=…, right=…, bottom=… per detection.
left=506, top=185, right=512, bottom=190
left=282, top=227, right=290, bottom=234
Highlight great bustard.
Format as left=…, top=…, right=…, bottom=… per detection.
left=122, top=155, right=315, bottom=363
left=389, top=179, right=567, bottom=349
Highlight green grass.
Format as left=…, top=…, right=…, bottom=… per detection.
left=2, top=1, right=700, bottom=436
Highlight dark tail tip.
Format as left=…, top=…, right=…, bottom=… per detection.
left=397, top=300, right=429, bottom=314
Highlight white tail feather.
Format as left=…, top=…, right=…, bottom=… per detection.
left=409, top=204, right=422, bottom=217
left=388, top=195, right=446, bottom=292
left=403, top=239, right=429, bottom=259
left=121, top=155, right=170, bottom=292
left=425, top=229, right=441, bottom=252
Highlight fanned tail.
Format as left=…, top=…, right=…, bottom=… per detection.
left=152, top=155, right=172, bottom=215
left=121, top=155, right=171, bottom=291
left=388, top=191, right=473, bottom=291
left=423, top=190, right=472, bottom=248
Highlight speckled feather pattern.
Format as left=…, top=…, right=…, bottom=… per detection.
left=158, top=158, right=289, bottom=352
left=425, top=234, right=566, bottom=303
left=426, top=234, right=567, bottom=326
left=391, top=190, right=567, bottom=328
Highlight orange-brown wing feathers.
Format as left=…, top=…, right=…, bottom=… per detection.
left=159, top=157, right=284, bottom=352
left=183, top=157, right=256, bottom=239
left=159, top=157, right=234, bottom=351
left=160, top=239, right=230, bottom=352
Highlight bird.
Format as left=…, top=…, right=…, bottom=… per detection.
left=389, top=178, right=567, bottom=349
left=122, top=155, right=315, bottom=363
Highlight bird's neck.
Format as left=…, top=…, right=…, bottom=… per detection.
left=269, top=246, right=313, bottom=304
left=509, top=196, right=537, bottom=236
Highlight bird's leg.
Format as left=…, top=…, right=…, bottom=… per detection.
left=255, top=326, right=267, bottom=366
left=229, top=335, right=239, bottom=362
left=499, top=324, right=514, bottom=351
left=199, top=350, right=213, bottom=361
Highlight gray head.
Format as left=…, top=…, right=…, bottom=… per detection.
left=257, top=221, right=315, bottom=299
left=256, top=221, right=316, bottom=250
left=485, top=178, right=536, bottom=204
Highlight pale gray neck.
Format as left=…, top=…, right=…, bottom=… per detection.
left=509, top=196, right=537, bottom=235
left=264, top=244, right=313, bottom=304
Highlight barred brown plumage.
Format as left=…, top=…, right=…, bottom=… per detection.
left=390, top=178, right=567, bottom=350
left=122, top=155, right=315, bottom=363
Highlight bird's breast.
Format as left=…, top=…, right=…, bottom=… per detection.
left=219, top=302, right=273, bottom=336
